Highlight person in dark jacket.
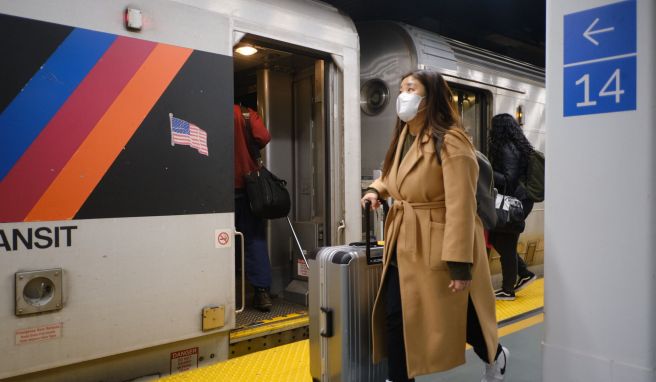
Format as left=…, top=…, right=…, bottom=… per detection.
left=488, top=113, right=537, bottom=300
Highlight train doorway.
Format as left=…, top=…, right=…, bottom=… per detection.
left=449, top=83, right=491, bottom=153
left=231, top=34, right=332, bottom=355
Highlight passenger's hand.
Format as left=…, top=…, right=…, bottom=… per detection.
left=448, top=280, right=471, bottom=292
left=361, top=193, right=380, bottom=210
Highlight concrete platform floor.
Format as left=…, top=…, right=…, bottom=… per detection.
left=419, top=322, right=543, bottom=382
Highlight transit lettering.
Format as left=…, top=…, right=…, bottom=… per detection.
left=0, top=226, right=77, bottom=251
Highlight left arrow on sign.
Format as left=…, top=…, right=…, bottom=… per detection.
left=583, top=18, right=615, bottom=46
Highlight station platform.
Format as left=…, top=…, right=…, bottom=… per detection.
left=161, top=279, right=544, bottom=381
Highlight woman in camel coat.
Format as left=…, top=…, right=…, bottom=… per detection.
left=361, top=70, right=508, bottom=382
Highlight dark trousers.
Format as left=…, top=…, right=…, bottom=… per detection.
left=384, top=265, right=500, bottom=381
left=235, top=193, right=272, bottom=289
left=489, top=199, right=534, bottom=292
left=489, top=231, right=531, bottom=292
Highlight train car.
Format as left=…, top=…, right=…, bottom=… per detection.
left=0, top=1, right=546, bottom=381
left=0, top=0, right=361, bottom=380
left=358, top=21, right=546, bottom=280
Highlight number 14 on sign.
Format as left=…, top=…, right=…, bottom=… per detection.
left=563, top=56, right=635, bottom=117
left=575, top=69, right=624, bottom=107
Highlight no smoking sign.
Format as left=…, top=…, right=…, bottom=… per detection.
left=215, top=229, right=232, bottom=249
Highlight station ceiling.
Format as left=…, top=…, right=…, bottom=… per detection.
left=322, top=0, right=546, bottom=68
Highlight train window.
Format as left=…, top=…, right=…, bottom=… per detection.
left=360, top=78, right=390, bottom=116
left=450, top=85, right=490, bottom=152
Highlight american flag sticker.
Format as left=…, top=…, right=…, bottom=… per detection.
left=169, top=113, right=209, bottom=156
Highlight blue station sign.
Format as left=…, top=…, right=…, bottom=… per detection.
left=563, top=0, right=637, bottom=117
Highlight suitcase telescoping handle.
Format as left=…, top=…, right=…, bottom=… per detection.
left=363, top=199, right=389, bottom=264
left=365, top=200, right=372, bottom=263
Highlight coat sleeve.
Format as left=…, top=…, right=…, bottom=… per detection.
left=248, top=108, right=271, bottom=148
left=368, top=177, right=389, bottom=200
left=441, top=138, right=478, bottom=264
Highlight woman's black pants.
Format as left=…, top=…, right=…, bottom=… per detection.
left=488, top=231, right=532, bottom=292
left=384, top=265, right=501, bottom=382
left=489, top=200, right=535, bottom=292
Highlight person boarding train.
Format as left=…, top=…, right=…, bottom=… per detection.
left=488, top=113, right=538, bottom=300
left=233, top=104, right=273, bottom=312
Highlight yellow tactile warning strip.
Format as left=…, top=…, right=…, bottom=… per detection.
left=496, top=278, right=544, bottom=322
left=161, top=340, right=312, bottom=382
left=160, top=279, right=544, bottom=381
left=230, top=312, right=309, bottom=343
left=161, top=314, right=544, bottom=382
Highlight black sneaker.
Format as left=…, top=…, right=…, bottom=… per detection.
left=495, top=289, right=516, bottom=301
left=514, top=273, right=537, bottom=292
left=253, top=288, right=272, bottom=312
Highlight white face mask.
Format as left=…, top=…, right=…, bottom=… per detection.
left=396, top=92, right=424, bottom=122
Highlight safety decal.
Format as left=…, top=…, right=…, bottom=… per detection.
left=170, top=347, right=199, bottom=374
left=15, top=323, right=63, bottom=345
left=215, top=229, right=232, bottom=249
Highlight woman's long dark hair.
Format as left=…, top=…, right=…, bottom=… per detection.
left=381, top=70, right=464, bottom=178
left=488, top=113, right=534, bottom=167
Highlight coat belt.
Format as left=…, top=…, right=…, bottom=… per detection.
left=389, top=200, right=446, bottom=254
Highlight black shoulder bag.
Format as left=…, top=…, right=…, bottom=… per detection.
left=493, top=180, right=525, bottom=233
left=241, top=108, right=291, bottom=219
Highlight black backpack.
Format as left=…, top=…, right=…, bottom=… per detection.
left=475, top=151, right=498, bottom=230
left=436, top=138, right=497, bottom=230
left=520, top=150, right=545, bottom=203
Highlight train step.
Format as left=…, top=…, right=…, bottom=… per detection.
left=230, top=298, right=308, bottom=358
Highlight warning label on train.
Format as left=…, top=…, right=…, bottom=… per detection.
left=15, top=323, right=63, bottom=345
left=297, top=259, right=309, bottom=278
left=215, top=229, right=232, bottom=249
left=170, top=347, right=199, bottom=374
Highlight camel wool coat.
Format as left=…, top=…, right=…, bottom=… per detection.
left=369, top=126, right=498, bottom=378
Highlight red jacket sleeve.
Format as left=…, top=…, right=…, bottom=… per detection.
left=248, top=108, right=271, bottom=148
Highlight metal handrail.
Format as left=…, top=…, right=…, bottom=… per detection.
left=287, top=217, right=309, bottom=269
left=235, top=231, right=246, bottom=314
left=336, top=219, right=346, bottom=244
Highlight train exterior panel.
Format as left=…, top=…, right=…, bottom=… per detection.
left=0, top=0, right=360, bottom=380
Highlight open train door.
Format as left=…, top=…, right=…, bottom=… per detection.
left=230, top=32, right=350, bottom=354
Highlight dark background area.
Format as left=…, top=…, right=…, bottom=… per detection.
left=323, top=0, right=546, bottom=67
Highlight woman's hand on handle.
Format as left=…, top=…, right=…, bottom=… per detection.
left=361, top=192, right=380, bottom=210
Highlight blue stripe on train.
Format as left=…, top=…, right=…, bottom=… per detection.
left=0, top=28, right=116, bottom=181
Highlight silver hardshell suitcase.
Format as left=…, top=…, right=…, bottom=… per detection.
left=308, top=203, right=387, bottom=381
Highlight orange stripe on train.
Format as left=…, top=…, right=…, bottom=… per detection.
left=26, top=44, right=193, bottom=221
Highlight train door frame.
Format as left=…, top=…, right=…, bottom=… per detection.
left=231, top=32, right=339, bottom=304
left=448, top=82, right=493, bottom=154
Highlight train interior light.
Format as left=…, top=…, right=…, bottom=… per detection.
left=235, top=44, right=258, bottom=56
left=516, top=105, right=524, bottom=125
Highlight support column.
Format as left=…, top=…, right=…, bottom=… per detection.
left=544, top=0, right=655, bottom=381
